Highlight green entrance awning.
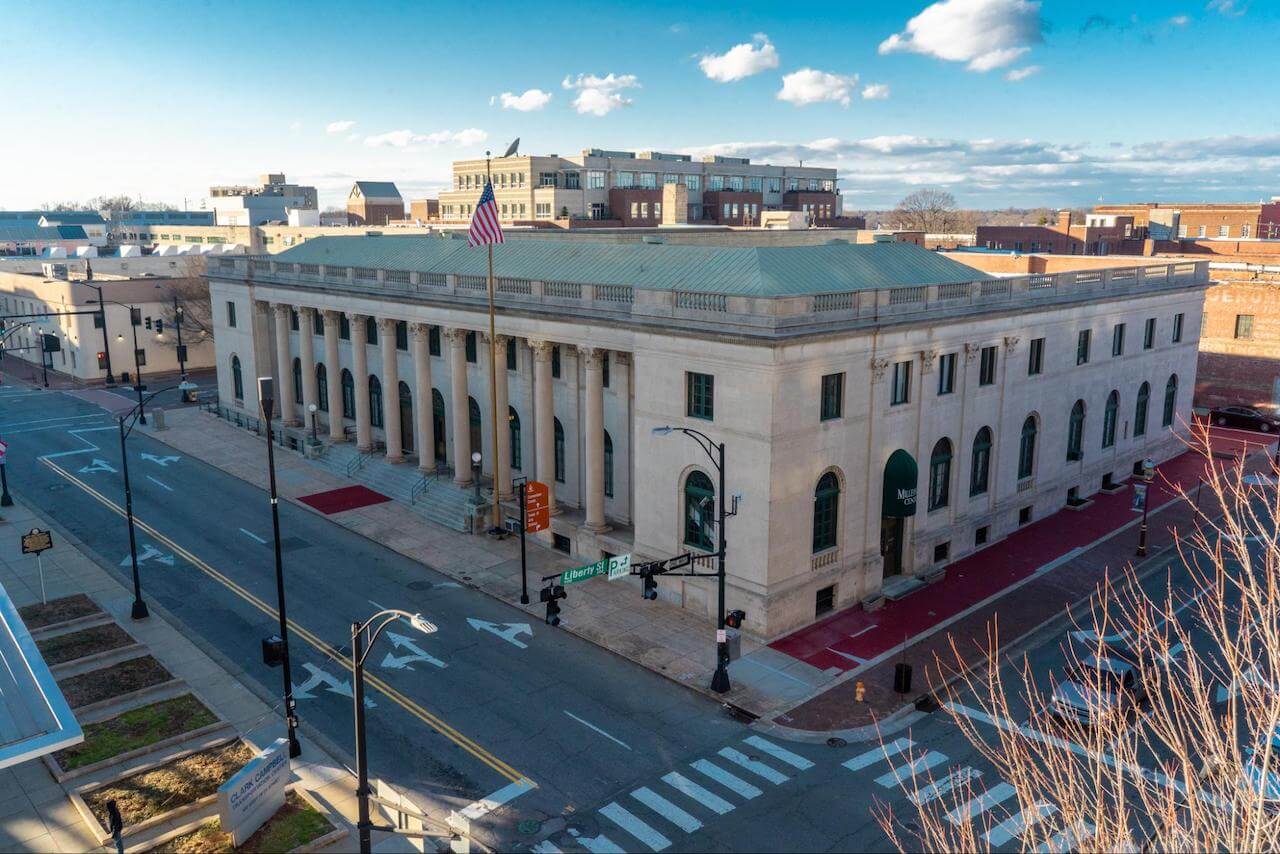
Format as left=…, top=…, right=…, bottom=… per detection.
left=882, top=449, right=918, bottom=518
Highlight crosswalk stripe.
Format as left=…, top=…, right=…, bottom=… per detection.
left=530, top=842, right=563, bottom=853
left=945, top=781, right=1017, bottom=825
left=577, top=832, right=627, bottom=853
left=631, top=787, right=703, bottom=834
left=661, top=772, right=734, bottom=815
left=984, top=803, right=1057, bottom=847
left=843, top=737, right=915, bottom=772
left=910, top=766, right=982, bottom=806
left=742, top=736, right=815, bottom=770
left=1035, top=820, right=1097, bottom=853
left=873, top=750, right=948, bottom=788
left=691, top=759, right=763, bottom=799
left=599, top=802, right=672, bottom=852
left=717, top=747, right=789, bottom=784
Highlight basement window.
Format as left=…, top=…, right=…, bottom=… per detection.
left=815, top=585, right=835, bottom=617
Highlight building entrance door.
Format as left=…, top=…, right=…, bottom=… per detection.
left=881, top=516, right=905, bottom=577
left=881, top=448, right=919, bottom=580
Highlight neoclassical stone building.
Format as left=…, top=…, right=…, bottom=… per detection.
left=207, top=236, right=1209, bottom=639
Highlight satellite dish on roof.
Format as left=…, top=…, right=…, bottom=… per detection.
left=503, top=138, right=520, bottom=158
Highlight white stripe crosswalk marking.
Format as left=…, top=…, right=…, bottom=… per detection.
left=1035, top=820, right=1097, bottom=853
left=844, top=737, right=914, bottom=772
left=945, top=782, right=1017, bottom=825
left=599, top=802, right=671, bottom=852
left=873, top=750, right=948, bottom=788
left=577, top=833, right=626, bottom=853
left=631, top=787, right=703, bottom=834
left=984, top=803, right=1057, bottom=847
left=717, top=747, right=789, bottom=784
left=691, top=759, right=763, bottom=800
left=660, top=772, right=734, bottom=815
left=530, top=842, right=563, bottom=853
left=910, top=766, right=983, bottom=806
left=742, top=736, right=815, bottom=770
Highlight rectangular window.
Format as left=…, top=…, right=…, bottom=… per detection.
left=313, top=311, right=323, bottom=335
left=465, top=331, right=477, bottom=363
left=663, top=173, right=679, bottom=185
left=1172, top=312, right=1184, bottom=343
left=975, top=526, right=989, bottom=547
left=728, top=175, right=744, bottom=191
left=1236, top=314, right=1255, bottom=340
left=630, top=202, right=639, bottom=219
left=891, top=360, right=911, bottom=405
left=429, top=325, right=440, bottom=356
left=709, top=175, right=724, bottom=191
left=639, top=172, right=657, bottom=189
left=1219, top=225, right=1229, bottom=237
left=289, top=309, right=299, bottom=331
left=395, top=320, right=408, bottom=351
left=551, top=345, right=561, bottom=378
left=979, top=346, right=997, bottom=386
left=339, top=315, right=350, bottom=340
left=564, top=172, right=580, bottom=190
left=1242, top=224, right=1251, bottom=238
left=1198, top=225, right=1206, bottom=238
left=539, top=172, right=557, bottom=187
left=686, top=371, right=714, bottom=420
left=815, top=585, right=836, bottom=617
left=1028, top=337, right=1045, bottom=375
left=226, top=301, right=236, bottom=328
left=506, top=341, right=517, bottom=371
left=820, top=373, right=844, bottom=420
left=1077, top=330, right=1091, bottom=365
left=615, top=171, right=634, bottom=188
left=1112, top=323, right=1125, bottom=356
left=1143, top=317, right=1156, bottom=350
left=684, top=174, right=700, bottom=191
left=602, top=353, right=610, bottom=388
left=587, top=171, right=605, bottom=189
left=937, top=353, right=956, bottom=395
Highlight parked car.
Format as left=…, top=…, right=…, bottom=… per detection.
left=1066, top=629, right=1185, bottom=669
left=1051, top=656, right=1147, bottom=726
left=1210, top=405, right=1280, bottom=433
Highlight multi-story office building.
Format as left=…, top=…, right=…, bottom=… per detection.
left=1094, top=200, right=1280, bottom=240
left=207, top=237, right=1207, bottom=639
left=438, top=148, right=841, bottom=226
left=209, top=173, right=319, bottom=226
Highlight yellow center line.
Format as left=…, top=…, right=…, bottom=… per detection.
left=42, top=457, right=528, bottom=784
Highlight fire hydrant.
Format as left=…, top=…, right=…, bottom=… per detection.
left=854, top=680, right=866, bottom=702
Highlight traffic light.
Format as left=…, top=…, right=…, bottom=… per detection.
left=155, top=319, right=164, bottom=334
left=642, top=569, right=658, bottom=601
left=144, top=317, right=152, bottom=330
left=725, top=609, right=746, bottom=630
left=130, top=307, right=142, bottom=326
left=540, top=584, right=565, bottom=626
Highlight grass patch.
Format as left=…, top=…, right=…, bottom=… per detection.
left=54, top=694, right=218, bottom=771
left=19, top=593, right=100, bottom=629
left=152, top=792, right=333, bottom=853
left=58, top=655, right=172, bottom=708
left=37, top=623, right=134, bottom=666
left=85, top=740, right=255, bottom=831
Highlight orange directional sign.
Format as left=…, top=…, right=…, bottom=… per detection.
left=525, top=481, right=550, bottom=533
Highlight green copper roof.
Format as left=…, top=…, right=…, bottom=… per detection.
left=268, top=235, right=984, bottom=297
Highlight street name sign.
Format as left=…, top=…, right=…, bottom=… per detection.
left=218, top=737, right=290, bottom=847
left=560, top=553, right=631, bottom=586
left=525, top=481, right=550, bottom=532
left=21, top=529, right=52, bottom=555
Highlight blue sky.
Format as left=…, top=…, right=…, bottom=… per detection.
left=1, top=0, right=1276, bottom=210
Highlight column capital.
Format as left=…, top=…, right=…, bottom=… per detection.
left=410, top=322, right=431, bottom=342
left=254, top=299, right=271, bottom=316
left=614, top=351, right=632, bottom=367
left=528, top=338, right=554, bottom=360
left=963, top=342, right=981, bottom=363
left=321, top=308, right=342, bottom=327
left=348, top=312, right=369, bottom=325
left=377, top=316, right=399, bottom=335
left=578, top=345, right=606, bottom=369
left=443, top=327, right=470, bottom=345
left=298, top=306, right=316, bottom=319
left=481, top=332, right=510, bottom=350
left=272, top=303, right=291, bottom=320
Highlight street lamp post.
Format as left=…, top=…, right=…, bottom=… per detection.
left=308, top=403, right=319, bottom=445
left=77, top=274, right=114, bottom=385
left=258, top=379, right=302, bottom=758
left=98, top=297, right=146, bottom=423
left=1136, top=457, right=1154, bottom=557
left=36, top=328, right=48, bottom=388
left=174, top=298, right=187, bottom=380
left=471, top=451, right=482, bottom=506
left=351, top=609, right=437, bottom=854
left=0, top=460, right=12, bottom=507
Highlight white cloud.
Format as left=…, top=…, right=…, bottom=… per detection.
left=363, top=128, right=488, bottom=149
left=698, top=34, right=780, bottom=82
left=1169, top=14, right=1190, bottom=25
left=289, top=120, right=302, bottom=131
left=777, top=69, right=858, bottom=107
left=496, top=89, right=552, bottom=112
left=562, top=73, right=640, bottom=116
left=326, top=120, right=356, bottom=134
left=1207, top=0, right=1246, bottom=16
left=1005, top=65, right=1040, bottom=81
left=861, top=83, right=891, bottom=100
left=879, top=0, right=1043, bottom=72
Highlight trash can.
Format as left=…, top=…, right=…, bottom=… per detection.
left=150, top=409, right=166, bottom=431
left=725, top=628, right=742, bottom=662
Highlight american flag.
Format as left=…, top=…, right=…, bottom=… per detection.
left=467, top=181, right=504, bottom=247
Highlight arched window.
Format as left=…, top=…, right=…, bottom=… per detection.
left=1018, top=416, right=1037, bottom=479
left=604, top=430, right=614, bottom=498
left=929, top=438, right=952, bottom=511
left=970, top=427, right=992, bottom=496
left=1067, top=400, right=1085, bottom=460
left=1134, top=382, right=1150, bottom=438
left=341, top=369, right=354, bottom=418
left=315, top=363, right=328, bottom=412
left=553, top=418, right=565, bottom=483
left=231, top=355, right=243, bottom=400
left=684, top=470, right=715, bottom=551
left=292, top=358, right=302, bottom=406
left=812, top=472, right=840, bottom=553
left=1163, top=374, right=1178, bottom=427
left=509, top=407, right=521, bottom=470
left=1102, top=390, right=1119, bottom=448
left=369, top=376, right=383, bottom=428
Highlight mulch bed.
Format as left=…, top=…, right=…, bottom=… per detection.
left=54, top=694, right=218, bottom=771
left=151, top=792, right=334, bottom=853
left=37, top=623, right=134, bottom=665
left=19, top=593, right=101, bottom=629
left=84, top=740, right=256, bottom=831
left=58, top=655, right=172, bottom=708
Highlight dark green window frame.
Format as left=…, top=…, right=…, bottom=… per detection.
left=820, top=373, right=844, bottom=420
left=686, top=372, right=714, bottom=420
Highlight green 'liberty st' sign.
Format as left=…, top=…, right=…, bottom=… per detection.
left=560, top=554, right=632, bottom=586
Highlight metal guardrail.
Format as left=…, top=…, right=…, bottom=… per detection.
left=345, top=451, right=372, bottom=476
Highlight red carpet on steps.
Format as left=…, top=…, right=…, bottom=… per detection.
left=298, top=485, right=391, bottom=515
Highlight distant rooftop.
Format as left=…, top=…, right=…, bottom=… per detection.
left=352, top=181, right=402, bottom=200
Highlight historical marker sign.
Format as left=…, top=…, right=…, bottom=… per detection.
left=525, top=481, right=550, bottom=533
left=21, top=529, right=52, bottom=555
left=218, top=737, right=291, bottom=847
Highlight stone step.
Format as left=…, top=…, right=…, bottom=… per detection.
left=881, top=575, right=928, bottom=601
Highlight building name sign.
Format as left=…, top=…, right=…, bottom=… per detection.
left=218, top=737, right=290, bottom=847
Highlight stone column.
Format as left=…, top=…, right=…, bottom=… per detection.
left=580, top=346, right=608, bottom=532
left=298, top=308, right=319, bottom=421
left=322, top=310, right=344, bottom=441
left=411, top=324, right=435, bottom=472
left=446, top=328, right=472, bottom=485
left=529, top=338, right=558, bottom=514
left=272, top=304, right=298, bottom=424
left=350, top=314, right=372, bottom=452
left=490, top=335, right=513, bottom=499
left=378, top=318, right=402, bottom=463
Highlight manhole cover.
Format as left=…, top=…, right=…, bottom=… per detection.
left=517, top=819, right=542, bottom=835
left=826, top=736, right=847, bottom=748
left=407, top=580, right=433, bottom=591
left=461, top=575, right=472, bottom=582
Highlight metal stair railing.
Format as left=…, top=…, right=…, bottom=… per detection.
left=345, top=450, right=373, bottom=477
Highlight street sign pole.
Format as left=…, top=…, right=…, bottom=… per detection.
left=0, top=438, right=12, bottom=507
left=518, top=479, right=529, bottom=605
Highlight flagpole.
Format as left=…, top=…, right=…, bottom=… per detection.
left=485, top=153, right=502, bottom=536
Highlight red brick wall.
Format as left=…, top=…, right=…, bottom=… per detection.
left=607, top=189, right=663, bottom=226
left=702, top=191, right=764, bottom=225
left=1196, top=278, right=1280, bottom=410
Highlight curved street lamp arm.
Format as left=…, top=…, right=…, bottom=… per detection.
left=352, top=608, right=425, bottom=667
left=675, top=427, right=720, bottom=470
left=119, top=383, right=190, bottom=439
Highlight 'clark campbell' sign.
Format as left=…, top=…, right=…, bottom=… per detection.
left=217, top=737, right=291, bottom=846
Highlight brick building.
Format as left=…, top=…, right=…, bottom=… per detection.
left=976, top=211, right=1138, bottom=255
left=347, top=181, right=404, bottom=226
left=1196, top=268, right=1280, bottom=411
left=1094, top=201, right=1280, bottom=241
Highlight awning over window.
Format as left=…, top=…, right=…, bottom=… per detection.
left=882, top=449, right=919, bottom=518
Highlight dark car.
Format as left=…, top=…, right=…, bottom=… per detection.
left=1210, top=405, right=1280, bottom=433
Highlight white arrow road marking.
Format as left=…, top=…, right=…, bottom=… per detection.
left=239, top=528, right=268, bottom=544
left=563, top=711, right=631, bottom=750
left=78, top=458, right=117, bottom=474
left=380, top=630, right=447, bottom=671
left=467, top=617, right=532, bottom=649
left=140, top=453, right=181, bottom=466
left=120, top=544, right=175, bottom=567
left=291, top=662, right=375, bottom=707
left=145, top=475, right=174, bottom=492
left=911, top=767, right=983, bottom=806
